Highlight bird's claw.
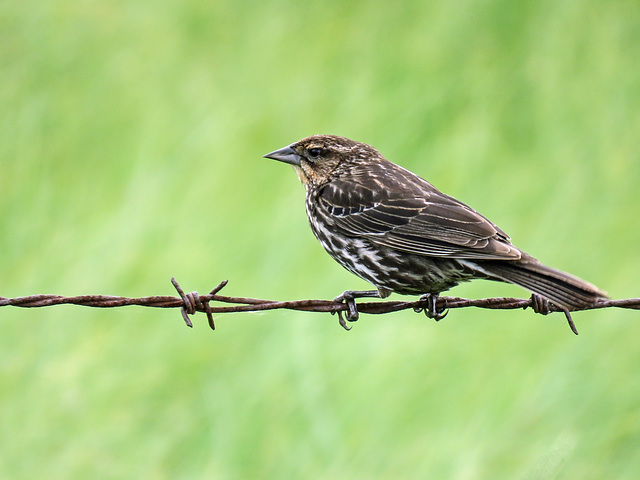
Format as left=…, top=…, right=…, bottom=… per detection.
left=332, top=310, right=352, bottom=330
left=416, top=293, right=449, bottom=321
left=332, top=290, right=383, bottom=330
left=333, top=292, right=360, bottom=330
left=528, top=294, right=579, bottom=335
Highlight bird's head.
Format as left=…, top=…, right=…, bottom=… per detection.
left=264, top=135, right=381, bottom=187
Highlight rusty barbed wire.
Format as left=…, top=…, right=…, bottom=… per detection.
left=1, top=278, right=638, bottom=333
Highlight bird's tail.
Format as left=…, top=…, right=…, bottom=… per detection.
left=477, top=259, right=608, bottom=310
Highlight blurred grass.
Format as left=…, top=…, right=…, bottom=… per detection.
left=1, top=0, right=640, bottom=478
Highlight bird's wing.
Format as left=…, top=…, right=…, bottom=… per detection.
left=316, top=179, right=522, bottom=260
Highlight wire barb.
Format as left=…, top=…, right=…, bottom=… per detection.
left=171, top=277, right=197, bottom=328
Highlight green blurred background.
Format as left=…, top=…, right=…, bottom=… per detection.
left=1, top=0, right=640, bottom=478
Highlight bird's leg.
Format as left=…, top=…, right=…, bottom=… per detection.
left=333, top=290, right=381, bottom=330
left=529, top=294, right=579, bottom=335
left=416, top=293, right=448, bottom=321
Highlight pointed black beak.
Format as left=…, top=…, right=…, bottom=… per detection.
left=263, top=145, right=302, bottom=166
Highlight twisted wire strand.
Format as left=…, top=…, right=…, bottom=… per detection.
left=1, top=278, right=637, bottom=332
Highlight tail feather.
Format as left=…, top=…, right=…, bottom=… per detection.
left=477, top=260, right=608, bottom=310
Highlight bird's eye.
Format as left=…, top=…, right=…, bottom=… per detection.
left=308, top=148, right=323, bottom=158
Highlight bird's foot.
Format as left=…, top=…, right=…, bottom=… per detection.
left=415, top=293, right=448, bottom=321
left=528, top=294, right=579, bottom=335
left=333, top=290, right=380, bottom=330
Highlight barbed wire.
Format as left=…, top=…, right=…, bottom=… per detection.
left=1, top=278, right=638, bottom=334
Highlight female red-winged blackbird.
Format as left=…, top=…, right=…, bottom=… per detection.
left=264, top=135, right=607, bottom=330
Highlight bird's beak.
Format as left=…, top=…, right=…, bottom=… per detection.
left=263, top=145, right=302, bottom=166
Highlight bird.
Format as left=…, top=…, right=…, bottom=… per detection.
left=264, top=135, right=608, bottom=333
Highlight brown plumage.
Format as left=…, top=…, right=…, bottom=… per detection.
left=264, top=135, right=607, bottom=328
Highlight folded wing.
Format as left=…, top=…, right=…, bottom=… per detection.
left=317, top=178, right=522, bottom=260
